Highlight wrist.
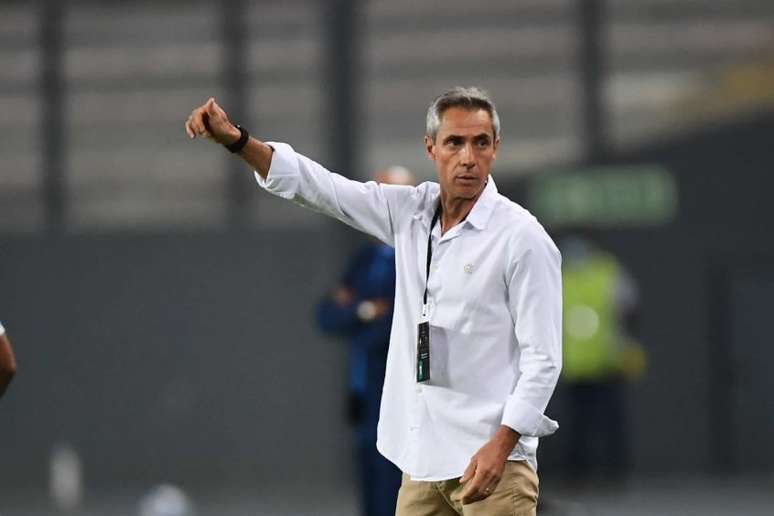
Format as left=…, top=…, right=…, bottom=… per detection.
left=224, top=125, right=249, bottom=153
left=492, top=425, right=519, bottom=454
left=224, top=125, right=241, bottom=146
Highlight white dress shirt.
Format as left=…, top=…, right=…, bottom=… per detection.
left=255, top=143, right=562, bottom=480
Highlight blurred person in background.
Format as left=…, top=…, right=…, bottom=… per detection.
left=0, top=320, right=17, bottom=398
left=317, top=166, right=414, bottom=516
left=559, top=236, right=645, bottom=484
left=185, top=86, right=562, bottom=516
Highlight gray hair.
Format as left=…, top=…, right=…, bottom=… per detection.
left=425, top=86, right=501, bottom=142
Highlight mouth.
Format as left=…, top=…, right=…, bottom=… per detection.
left=454, top=174, right=479, bottom=185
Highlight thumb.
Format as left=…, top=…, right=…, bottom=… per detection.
left=459, top=457, right=477, bottom=484
left=206, top=97, right=216, bottom=114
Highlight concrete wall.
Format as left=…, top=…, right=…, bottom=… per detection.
left=0, top=229, right=353, bottom=488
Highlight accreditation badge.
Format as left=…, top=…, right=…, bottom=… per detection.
left=416, top=309, right=430, bottom=383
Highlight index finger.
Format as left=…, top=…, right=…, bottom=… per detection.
left=184, top=118, right=195, bottom=139
left=190, top=107, right=211, bottom=137
left=460, top=470, right=486, bottom=504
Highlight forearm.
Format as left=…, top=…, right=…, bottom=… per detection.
left=233, top=134, right=274, bottom=179
left=254, top=143, right=398, bottom=244
left=491, top=425, right=521, bottom=457
left=218, top=124, right=274, bottom=178
left=502, top=354, right=560, bottom=437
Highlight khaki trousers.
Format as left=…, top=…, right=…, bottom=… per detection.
left=395, top=460, right=539, bottom=516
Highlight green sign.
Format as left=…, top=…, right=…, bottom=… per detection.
left=528, top=165, right=678, bottom=228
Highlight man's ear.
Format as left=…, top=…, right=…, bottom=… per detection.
left=492, top=137, right=500, bottom=160
left=424, top=135, right=436, bottom=161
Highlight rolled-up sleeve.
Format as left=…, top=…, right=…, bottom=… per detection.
left=501, top=221, right=562, bottom=437
left=254, top=142, right=408, bottom=246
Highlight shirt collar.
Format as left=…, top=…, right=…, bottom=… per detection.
left=465, top=177, right=498, bottom=230
left=414, top=176, right=498, bottom=231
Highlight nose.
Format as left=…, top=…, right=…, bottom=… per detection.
left=459, top=142, right=475, bottom=167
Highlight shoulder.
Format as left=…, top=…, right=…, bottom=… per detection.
left=414, top=180, right=440, bottom=210
left=381, top=180, right=439, bottom=219
left=493, top=195, right=560, bottom=262
left=398, top=180, right=438, bottom=206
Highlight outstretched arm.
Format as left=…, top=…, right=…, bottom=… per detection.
left=184, top=98, right=412, bottom=245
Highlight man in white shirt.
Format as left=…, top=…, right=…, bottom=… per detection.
left=0, top=321, right=17, bottom=398
left=185, top=86, right=562, bottom=515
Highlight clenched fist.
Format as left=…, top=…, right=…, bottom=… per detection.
left=184, top=98, right=274, bottom=177
left=184, top=97, right=240, bottom=146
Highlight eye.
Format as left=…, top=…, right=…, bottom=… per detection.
left=475, top=137, right=491, bottom=148
left=444, top=136, right=463, bottom=147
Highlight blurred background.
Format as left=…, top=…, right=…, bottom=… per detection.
left=1, top=0, right=773, bottom=515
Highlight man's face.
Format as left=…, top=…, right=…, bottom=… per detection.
left=425, top=107, right=498, bottom=201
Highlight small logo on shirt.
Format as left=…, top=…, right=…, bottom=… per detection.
left=464, top=263, right=474, bottom=274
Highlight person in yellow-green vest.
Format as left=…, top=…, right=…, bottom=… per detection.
left=559, top=237, right=645, bottom=480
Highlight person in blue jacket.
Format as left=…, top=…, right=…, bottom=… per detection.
left=317, top=166, right=414, bottom=516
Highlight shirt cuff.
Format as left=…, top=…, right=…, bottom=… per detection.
left=0, top=321, right=4, bottom=335
left=252, top=141, right=298, bottom=200
left=501, top=396, right=559, bottom=437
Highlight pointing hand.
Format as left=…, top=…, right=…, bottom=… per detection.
left=184, top=97, right=240, bottom=146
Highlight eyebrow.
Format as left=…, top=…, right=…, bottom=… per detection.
left=442, top=133, right=491, bottom=143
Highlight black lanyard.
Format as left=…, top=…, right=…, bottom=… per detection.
left=422, top=204, right=442, bottom=311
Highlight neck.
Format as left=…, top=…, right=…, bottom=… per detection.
left=438, top=185, right=485, bottom=234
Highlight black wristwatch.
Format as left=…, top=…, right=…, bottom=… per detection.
left=225, top=125, right=249, bottom=153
